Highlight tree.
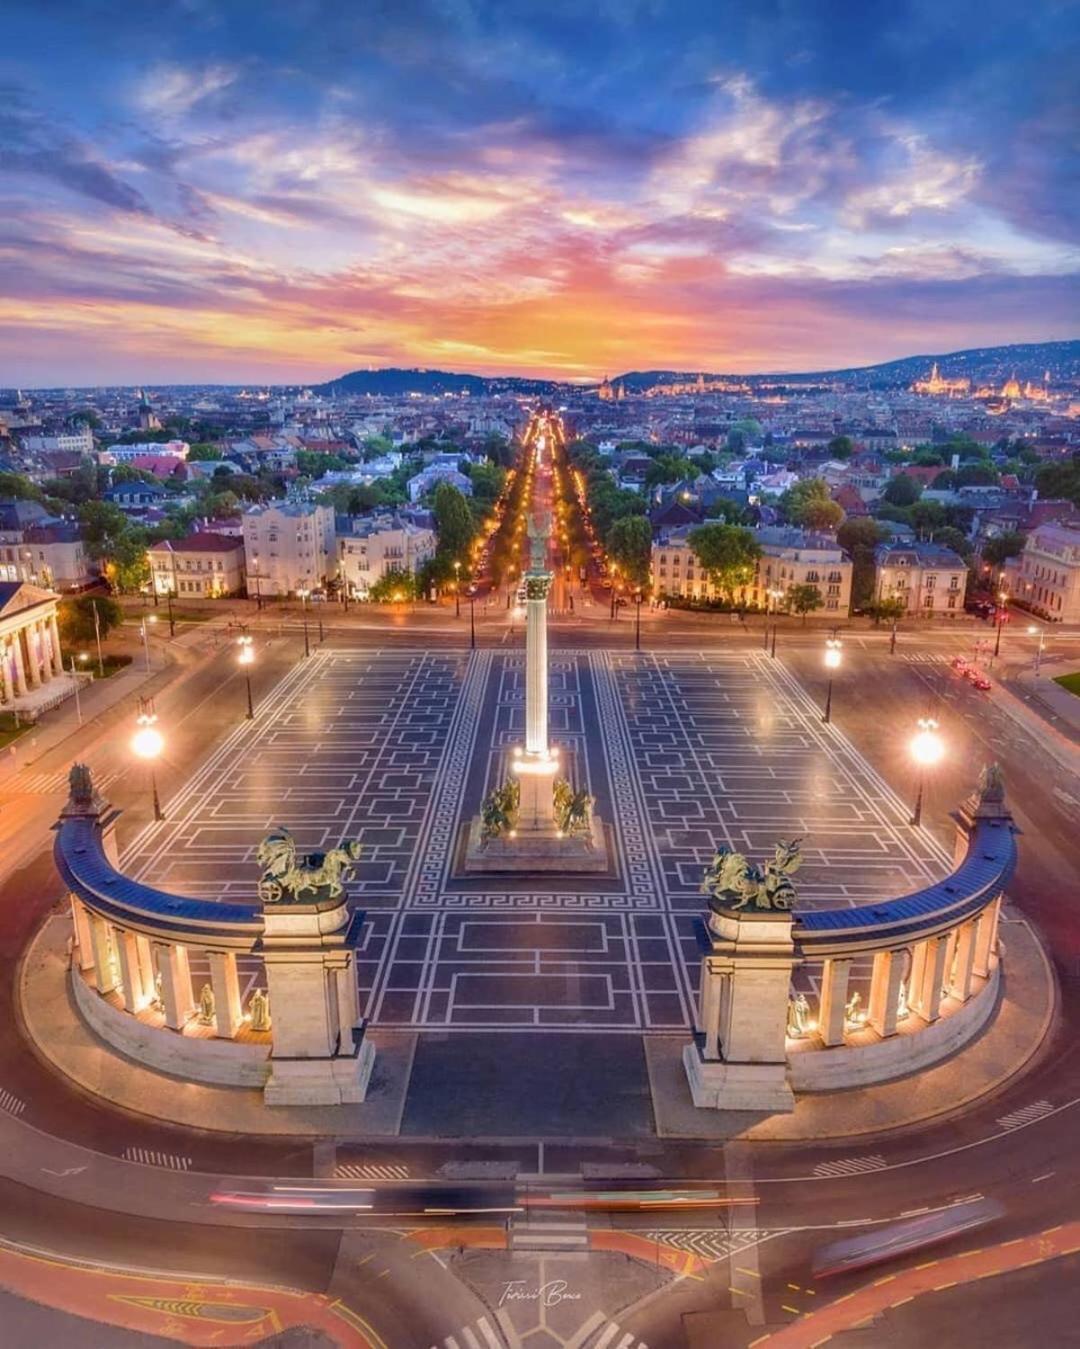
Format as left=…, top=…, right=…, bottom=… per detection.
left=0, top=472, right=43, bottom=501
left=955, top=462, right=999, bottom=488
left=787, top=583, right=823, bottom=622
left=110, top=528, right=151, bottom=593
left=981, top=531, right=1026, bottom=568
left=780, top=478, right=844, bottom=531
left=368, top=571, right=418, bottom=602
left=837, top=517, right=889, bottom=612
left=57, top=595, right=123, bottom=647
left=909, top=500, right=947, bottom=535
left=644, top=454, right=693, bottom=489
left=930, top=526, right=973, bottom=561
left=867, top=596, right=907, bottom=625
left=431, top=481, right=475, bottom=560
left=687, top=524, right=761, bottom=602
left=827, top=435, right=854, bottom=460
left=882, top=474, right=922, bottom=508
left=186, top=442, right=222, bottom=462
left=606, top=516, right=652, bottom=589
left=1034, top=458, right=1080, bottom=507
left=706, top=496, right=750, bottom=524
left=77, top=500, right=129, bottom=556
left=931, top=469, right=958, bottom=490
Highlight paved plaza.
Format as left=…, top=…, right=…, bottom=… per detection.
left=126, top=648, right=950, bottom=1036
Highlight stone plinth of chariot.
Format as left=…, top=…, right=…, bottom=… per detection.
left=464, top=510, right=608, bottom=874
left=256, top=830, right=375, bottom=1106
left=683, top=842, right=800, bottom=1113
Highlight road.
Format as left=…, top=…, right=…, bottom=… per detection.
left=0, top=601, right=1077, bottom=1346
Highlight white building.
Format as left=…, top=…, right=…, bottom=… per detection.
left=652, top=526, right=853, bottom=615
left=101, top=439, right=188, bottom=465
left=242, top=499, right=335, bottom=597
left=873, top=541, right=968, bottom=616
left=148, top=533, right=247, bottom=599
left=336, top=513, right=436, bottom=598
left=20, top=428, right=94, bottom=456
left=1011, top=522, right=1080, bottom=622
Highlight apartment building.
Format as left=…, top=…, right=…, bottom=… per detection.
left=148, top=533, right=246, bottom=599
left=242, top=499, right=335, bottom=597
left=873, top=541, right=968, bottom=615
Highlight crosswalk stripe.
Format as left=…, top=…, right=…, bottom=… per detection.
left=812, top=1155, right=886, bottom=1178
left=335, top=1162, right=410, bottom=1179
left=593, top=1325, right=619, bottom=1349
left=461, top=1329, right=482, bottom=1349
left=477, top=1318, right=501, bottom=1349
left=997, top=1100, right=1053, bottom=1130
left=122, top=1146, right=191, bottom=1170
left=566, top=1311, right=607, bottom=1349
left=0, top=1087, right=26, bottom=1116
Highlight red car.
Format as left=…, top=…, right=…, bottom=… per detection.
left=951, top=657, right=969, bottom=674
left=971, top=674, right=992, bottom=691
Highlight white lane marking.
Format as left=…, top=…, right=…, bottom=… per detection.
left=811, top=1155, right=887, bottom=1178
left=996, top=1100, right=1054, bottom=1131
left=0, top=1088, right=26, bottom=1117
left=121, top=1146, right=191, bottom=1170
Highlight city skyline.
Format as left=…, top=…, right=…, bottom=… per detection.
left=2, top=0, right=1078, bottom=385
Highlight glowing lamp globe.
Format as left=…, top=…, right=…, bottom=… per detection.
left=132, top=725, right=163, bottom=760
left=910, top=721, right=943, bottom=767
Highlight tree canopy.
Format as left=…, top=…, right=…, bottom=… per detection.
left=882, top=474, right=922, bottom=507
left=780, top=478, right=844, bottom=531
left=687, top=524, right=761, bottom=600
left=605, top=515, right=652, bottom=589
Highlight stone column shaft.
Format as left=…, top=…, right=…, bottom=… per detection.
left=208, top=950, right=243, bottom=1038
left=88, top=913, right=118, bottom=994
left=868, top=948, right=907, bottom=1037
left=12, top=630, right=27, bottom=695
left=135, top=934, right=156, bottom=998
left=334, top=962, right=359, bottom=1054
left=0, top=646, right=12, bottom=704
left=911, top=936, right=948, bottom=1023
left=525, top=586, right=549, bottom=754
left=154, top=942, right=193, bottom=1029
left=114, top=928, right=146, bottom=1011
left=49, top=613, right=63, bottom=677
left=70, top=896, right=95, bottom=971
left=973, top=898, right=1000, bottom=978
left=949, top=921, right=978, bottom=1002
left=23, top=626, right=39, bottom=687
left=819, top=957, right=852, bottom=1046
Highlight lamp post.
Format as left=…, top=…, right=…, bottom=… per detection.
left=69, top=652, right=88, bottom=724
left=822, top=634, right=842, bottom=723
left=297, top=587, right=310, bottom=658
left=91, top=600, right=104, bottom=677
left=767, top=587, right=783, bottom=656
left=609, top=565, right=619, bottom=619
left=909, top=716, right=943, bottom=828
left=634, top=587, right=643, bottom=651
left=132, top=697, right=165, bottom=821
left=1027, top=624, right=1046, bottom=677
left=166, top=588, right=176, bottom=639
left=139, top=614, right=157, bottom=672
left=993, top=589, right=1008, bottom=658
left=506, top=568, right=514, bottom=610
left=454, top=560, right=461, bottom=618
left=237, top=633, right=254, bottom=718
left=469, top=589, right=476, bottom=650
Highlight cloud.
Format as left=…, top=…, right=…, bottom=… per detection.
left=136, top=62, right=240, bottom=117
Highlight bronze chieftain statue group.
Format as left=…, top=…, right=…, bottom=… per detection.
left=702, top=839, right=803, bottom=916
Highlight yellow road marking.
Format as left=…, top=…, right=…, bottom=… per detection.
left=736, top=1267, right=762, bottom=1279
left=781, top=1305, right=801, bottom=1315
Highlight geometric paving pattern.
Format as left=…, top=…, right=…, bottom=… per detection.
left=126, top=648, right=951, bottom=1035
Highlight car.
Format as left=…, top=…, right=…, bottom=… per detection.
left=950, top=657, right=969, bottom=674
left=971, top=674, right=992, bottom=691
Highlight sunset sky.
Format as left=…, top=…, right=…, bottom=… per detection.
left=2, top=0, right=1077, bottom=386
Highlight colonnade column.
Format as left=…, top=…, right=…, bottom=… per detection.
left=135, top=935, right=156, bottom=1002
left=70, top=896, right=95, bottom=971
left=114, top=928, right=148, bottom=1012
left=819, top=957, right=852, bottom=1046
left=973, top=897, right=1001, bottom=978
left=0, top=645, right=12, bottom=704
left=12, top=632, right=27, bottom=695
left=208, top=951, right=243, bottom=1038
left=949, top=921, right=978, bottom=1002
left=88, top=913, right=119, bottom=994
left=910, top=935, right=949, bottom=1023
left=49, top=613, right=63, bottom=677
left=23, top=627, right=39, bottom=688
left=153, top=942, right=193, bottom=1029
left=867, top=948, right=907, bottom=1037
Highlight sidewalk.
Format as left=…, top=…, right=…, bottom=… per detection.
left=1007, top=663, right=1080, bottom=746
left=995, top=667, right=1080, bottom=776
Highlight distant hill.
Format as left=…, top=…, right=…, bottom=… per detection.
left=614, top=340, right=1080, bottom=392
left=316, top=367, right=566, bottom=398
left=316, top=341, right=1079, bottom=399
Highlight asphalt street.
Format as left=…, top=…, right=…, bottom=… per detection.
left=0, top=603, right=1077, bottom=1346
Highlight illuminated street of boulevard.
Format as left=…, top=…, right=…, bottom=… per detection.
left=0, top=414, right=1078, bottom=1349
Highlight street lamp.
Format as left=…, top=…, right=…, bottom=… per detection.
left=131, top=697, right=165, bottom=821
left=237, top=633, right=255, bottom=718
left=1027, top=624, right=1046, bottom=677
left=469, top=587, right=476, bottom=650
left=297, top=587, right=310, bottom=658
left=166, top=587, right=176, bottom=638
left=454, top=560, right=461, bottom=618
left=993, top=589, right=1009, bottom=658
left=909, top=716, right=943, bottom=828
left=69, top=652, right=88, bottom=725
left=822, top=635, right=842, bottom=723
left=139, top=613, right=157, bottom=672
left=634, top=587, right=643, bottom=651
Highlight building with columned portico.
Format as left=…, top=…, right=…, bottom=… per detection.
left=0, top=581, right=66, bottom=708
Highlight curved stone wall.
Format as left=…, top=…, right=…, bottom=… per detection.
left=71, top=966, right=270, bottom=1089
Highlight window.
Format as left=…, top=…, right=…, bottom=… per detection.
left=923, top=593, right=933, bottom=607
left=926, top=574, right=937, bottom=589
left=948, top=595, right=957, bottom=608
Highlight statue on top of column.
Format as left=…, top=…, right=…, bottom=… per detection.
left=526, top=507, right=551, bottom=573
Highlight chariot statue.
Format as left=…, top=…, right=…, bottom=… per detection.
left=480, top=779, right=520, bottom=842
left=554, top=778, right=593, bottom=839
left=701, top=838, right=803, bottom=917
left=255, top=827, right=361, bottom=903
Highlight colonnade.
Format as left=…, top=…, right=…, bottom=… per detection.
left=70, top=896, right=250, bottom=1039
left=0, top=602, right=64, bottom=704
left=811, top=896, right=1001, bottom=1047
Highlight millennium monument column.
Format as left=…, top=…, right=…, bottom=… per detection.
left=513, top=508, right=560, bottom=835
